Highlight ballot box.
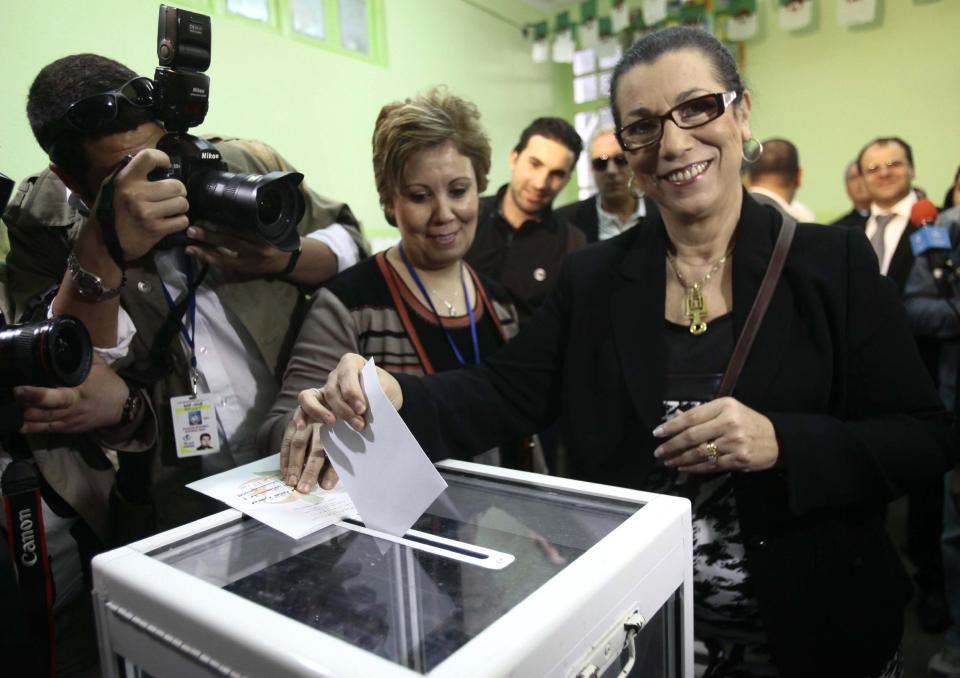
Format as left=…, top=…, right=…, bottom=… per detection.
left=92, top=461, right=693, bottom=678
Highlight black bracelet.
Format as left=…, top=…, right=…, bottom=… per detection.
left=267, top=244, right=303, bottom=281
left=117, top=380, right=144, bottom=427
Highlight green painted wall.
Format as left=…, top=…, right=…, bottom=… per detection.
left=5, top=1, right=954, bottom=235
left=560, top=0, right=960, bottom=221
left=0, top=0, right=567, bottom=244
left=742, top=0, right=960, bottom=221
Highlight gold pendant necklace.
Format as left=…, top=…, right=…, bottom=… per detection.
left=666, top=250, right=730, bottom=335
left=430, top=287, right=458, bottom=316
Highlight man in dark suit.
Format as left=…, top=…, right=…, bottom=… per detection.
left=858, top=136, right=920, bottom=292
left=830, top=160, right=871, bottom=228
left=554, top=126, right=656, bottom=243
left=859, top=136, right=951, bottom=632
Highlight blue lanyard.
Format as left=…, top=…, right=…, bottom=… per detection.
left=160, top=261, right=199, bottom=391
left=397, top=244, right=480, bottom=366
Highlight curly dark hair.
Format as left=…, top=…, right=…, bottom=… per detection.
left=28, top=54, right=155, bottom=180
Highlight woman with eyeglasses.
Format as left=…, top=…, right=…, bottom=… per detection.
left=259, top=88, right=540, bottom=488
left=290, top=28, right=950, bottom=677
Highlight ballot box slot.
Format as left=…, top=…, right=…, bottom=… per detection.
left=338, top=517, right=515, bottom=570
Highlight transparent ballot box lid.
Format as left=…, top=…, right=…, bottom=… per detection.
left=144, top=465, right=645, bottom=674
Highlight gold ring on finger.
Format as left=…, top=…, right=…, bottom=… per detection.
left=312, top=387, right=323, bottom=400
left=704, top=441, right=719, bottom=465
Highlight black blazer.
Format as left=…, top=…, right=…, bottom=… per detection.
left=554, top=193, right=658, bottom=243
left=829, top=207, right=869, bottom=229
left=858, top=214, right=915, bottom=292
left=398, top=193, right=952, bottom=677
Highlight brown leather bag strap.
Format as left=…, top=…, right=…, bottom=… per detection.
left=717, top=215, right=797, bottom=397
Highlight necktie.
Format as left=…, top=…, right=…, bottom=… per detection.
left=870, top=213, right=896, bottom=266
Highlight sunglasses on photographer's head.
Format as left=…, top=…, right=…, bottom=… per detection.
left=591, top=154, right=629, bottom=172
left=43, top=77, right=156, bottom=153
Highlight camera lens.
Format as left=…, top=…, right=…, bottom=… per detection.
left=188, top=169, right=305, bottom=252
left=0, top=316, right=93, bottom=388
left=257, top=188, right=282, bottom=226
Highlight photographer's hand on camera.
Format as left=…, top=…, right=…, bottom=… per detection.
left=184, top=223, right=298, bottom=278
left=103, top=149, right=190, bottom=261
left=14, top=353, right=129, bottom=434
left=185, top=225, right=340, bottom=287
left=52, top=148, right=189, bottom=347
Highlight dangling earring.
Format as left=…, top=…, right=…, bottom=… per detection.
left=627, top=174, right=642, bottom=198
left=742, top=137, right=763, bottom=163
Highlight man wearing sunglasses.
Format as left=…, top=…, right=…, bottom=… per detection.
left=3, top=54, right=367, bottom=550
left=555, top=126, right=656, bottom=244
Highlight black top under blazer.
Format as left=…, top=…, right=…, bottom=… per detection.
left=397, top=192, right=952, bottom=677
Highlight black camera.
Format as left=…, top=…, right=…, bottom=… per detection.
left=0, top=316, right=92, bottom=390
left=150, top=4, right=304, bottom=252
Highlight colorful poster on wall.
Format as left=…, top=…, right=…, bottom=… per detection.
left=532, top=39, right=549, bottom=63
left=725, top=0, right=758, bottom=40
left=642, top=0, right=668, bottom=26
left=553, top=31, right=575, bottom=63
left=778, top=0, right=813, bottom=31
left=579, top=18, right=600, bottom=48
left=837, top=0, right=877, bottom=26
left=611, top=1, right=630, bottom=32
left=726, top=13, right=758, bottom=40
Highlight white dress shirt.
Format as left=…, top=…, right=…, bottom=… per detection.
left=596, top=195, right=647, bottom=241
left=748, top=187, right=816, bottom=223
left=106, top=227, right=359, bottom=473
left=865, top=191, right=917, bottom=275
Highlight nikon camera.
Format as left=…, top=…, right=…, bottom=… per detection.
left=150, top=4, right=305, bottom=252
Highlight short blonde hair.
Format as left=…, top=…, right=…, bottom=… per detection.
left=372, top=88, right=491, bottom=225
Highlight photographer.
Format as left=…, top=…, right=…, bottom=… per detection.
left=4, top=53, right=367, bottom=546
left=904, top=202, right=960, bottom=676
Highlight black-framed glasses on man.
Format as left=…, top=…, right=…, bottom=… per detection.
left=864, top=160, right=908, bottom=175
left=591, top=154, right=629, bottom=172
left=617, top=90, right=739, bottom=151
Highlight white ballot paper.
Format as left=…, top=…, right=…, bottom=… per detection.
left=187, top=454, right=359, bottom=540
left=319, top=358, right=448, bottom=537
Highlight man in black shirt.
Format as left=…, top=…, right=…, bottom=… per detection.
left=465, top=117, right=585, bottom=324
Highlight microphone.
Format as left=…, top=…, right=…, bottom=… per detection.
left=908, top=197, right=954, bottom=295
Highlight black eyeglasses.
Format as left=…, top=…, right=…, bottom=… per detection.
left=617, top=91, right=738, bottom=151
left=591, top=153, right=629, bottom=172
left=43, top=77, right=156, bottom=152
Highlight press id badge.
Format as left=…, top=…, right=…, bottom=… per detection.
left=170, top=395, right=220, bottom=458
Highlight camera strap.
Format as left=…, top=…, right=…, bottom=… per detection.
left=2, top=450, right=56, bottom=678
left=122, top=261, right=208, bottom=388
left=95, top=156, right=133, bottom=272
left=158, top=262, right=201, bottom=395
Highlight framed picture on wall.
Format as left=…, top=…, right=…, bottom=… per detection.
left=226, top=0, right=271, bottom=23
left=291, top=0, right=326, bottom=40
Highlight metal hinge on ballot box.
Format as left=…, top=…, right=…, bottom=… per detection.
left=576, top=608, right=645, bottom=678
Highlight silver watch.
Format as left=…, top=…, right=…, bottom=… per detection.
left=66, top=252, right=125, bottom=301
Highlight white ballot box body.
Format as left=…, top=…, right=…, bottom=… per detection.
left=92, top=461, right=693, bottom=678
